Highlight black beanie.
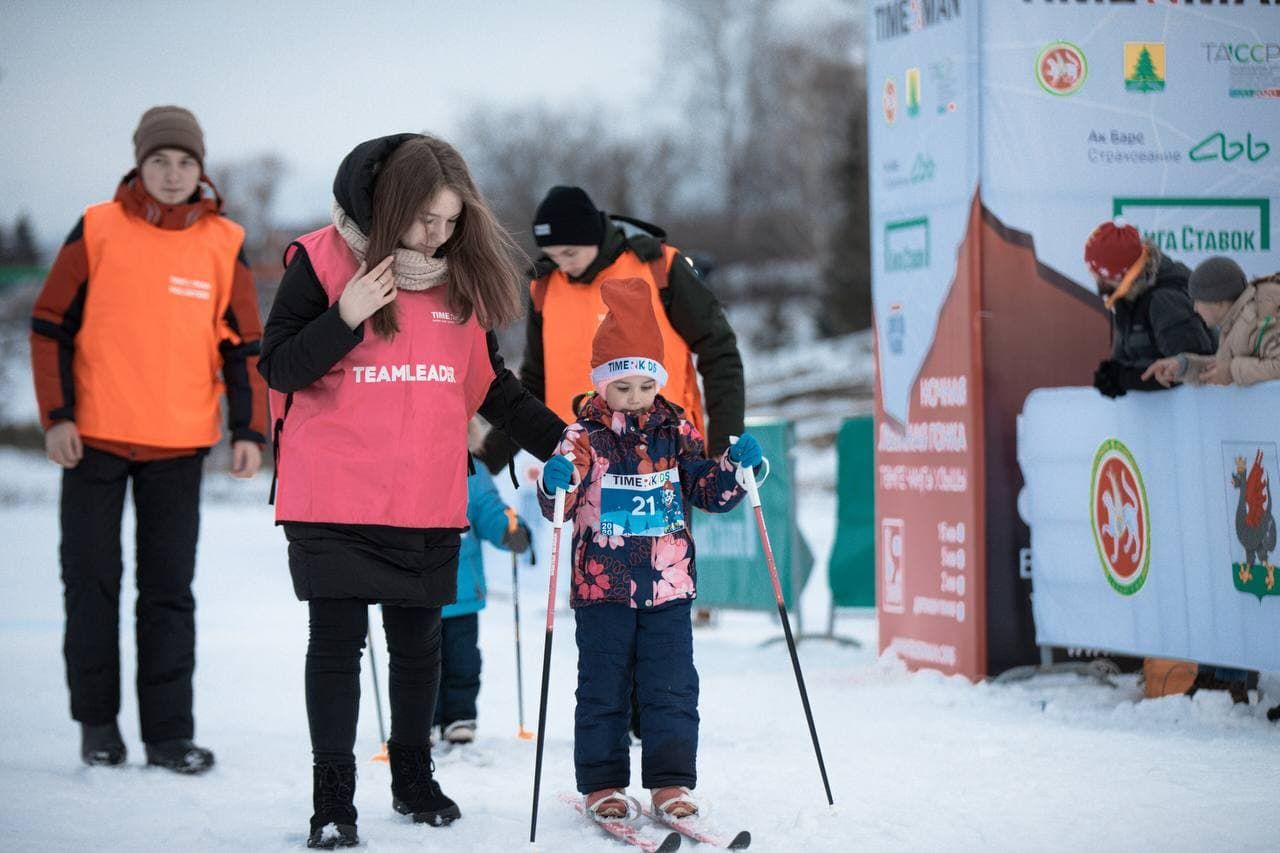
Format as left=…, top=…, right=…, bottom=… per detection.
left=532, top=186, right=604, bottom=247
left=1189, top=256, right=1248, bottom=303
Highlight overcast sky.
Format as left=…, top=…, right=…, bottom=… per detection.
left=0, top=0, right=672, bottom=246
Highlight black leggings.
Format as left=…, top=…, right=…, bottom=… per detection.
left=306, top=600, right=442, bottom=765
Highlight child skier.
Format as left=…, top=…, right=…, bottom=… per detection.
left=538, top=277, right=763, bottom=820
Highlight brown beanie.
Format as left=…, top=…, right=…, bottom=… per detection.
left=133, top=106, right=205, bottom=167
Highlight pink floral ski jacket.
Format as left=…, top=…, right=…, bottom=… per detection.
left=539, top=393, right=746, bottom=610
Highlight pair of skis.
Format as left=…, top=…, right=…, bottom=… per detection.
left=531, top=444, right=831, bottom=848
left=561, top=793, right=751, bottom=851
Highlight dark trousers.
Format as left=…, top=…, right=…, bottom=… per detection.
left=306, top=600, right=442, bottom=765
left=433, top=612, right=481, bottom=728
left=574, top=600, right=698, bottom=793
left=60, top=447, right=203, bottom=742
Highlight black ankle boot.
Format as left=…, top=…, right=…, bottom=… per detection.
left=307, top=762, right=358, bottom=849
left=388, top=741, right=460, bottom=826
left=80, top=722, right=126, bottom=766
left=144, top=738, right=215, bottom=774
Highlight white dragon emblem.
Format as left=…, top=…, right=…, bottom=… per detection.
left=1100, top=468, right=1142, bottom=564
left=1045, top=53, right=1080, bottom=88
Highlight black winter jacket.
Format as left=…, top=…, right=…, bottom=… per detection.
left=1105, top=253, right=1215, bottom=392
left=257, top=133, right=565, bottom=604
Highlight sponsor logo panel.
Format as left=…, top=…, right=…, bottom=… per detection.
left=1090, top=439, right=1151, bottom=596
left=1112, top=197, right=1271, bottom=253
left=884, top=216, right=931, bottom=272
left=1037, top=41, right=1087, bottom=96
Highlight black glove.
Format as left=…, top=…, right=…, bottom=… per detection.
left=502, top=521, right=532, bottom=554
left=1093, top=360, right=1127, bottom=399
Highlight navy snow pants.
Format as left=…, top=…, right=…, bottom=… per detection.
left=433, top=612, right=481, bottom=728
left=573, top=600, right=698, bottom=793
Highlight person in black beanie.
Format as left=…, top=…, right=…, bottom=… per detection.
left=478, top=185, right=744, bottom=473
left=531, top=186, right=606, bottom=247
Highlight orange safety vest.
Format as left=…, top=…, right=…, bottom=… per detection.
left=75, top=201, right=243, bottom=448
left=534, top=245, right=704, bottom=436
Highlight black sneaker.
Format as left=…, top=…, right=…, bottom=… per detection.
left=308, top=762, right=359, bottom=849
left=144, top=738, right=215, bottom=774
left=80, top=722, right=126, bottom=767
left=388, top=741, right=460, bottom=826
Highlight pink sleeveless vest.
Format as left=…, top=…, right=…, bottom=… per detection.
left=271, top=226, right=495, bottom=528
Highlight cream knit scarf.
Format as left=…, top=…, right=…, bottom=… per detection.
left=331, top=201, right=449, bottom=291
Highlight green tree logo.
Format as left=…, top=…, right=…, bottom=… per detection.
left=1125, top=44, right=1165, bottom=93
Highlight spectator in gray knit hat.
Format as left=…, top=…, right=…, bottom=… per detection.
left=1143, top=256, right=1280, bottom=387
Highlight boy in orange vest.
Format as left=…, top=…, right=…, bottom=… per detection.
left=29, top=106, right=267, bottom=773
left=479, top=186, right=745, bottom=469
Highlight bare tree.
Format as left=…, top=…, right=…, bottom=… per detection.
left=821, top=61, right=872, bottom=335
left=11, top=214, right=39, bottom=265
left=211, top=153, right=288, bottom=257
left=458, top=103, right=686, bottom=255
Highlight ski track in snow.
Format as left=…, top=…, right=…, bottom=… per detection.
left=0, top=448, right=1276, bottom=852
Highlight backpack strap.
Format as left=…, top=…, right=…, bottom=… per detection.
left=281, top=240, right=305, bottom=271
left=528, top=257, right=557, bottom=313
left=268, top=392, right=294, bottom=505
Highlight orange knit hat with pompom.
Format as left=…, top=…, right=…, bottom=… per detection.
left=589, top=278, right=668, bottom=392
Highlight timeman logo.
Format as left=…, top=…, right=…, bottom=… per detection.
left=1124, top=42, right=1165, bottom=92
left=1090, top=438, right=1150, bottom=596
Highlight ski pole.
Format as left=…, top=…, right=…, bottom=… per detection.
left=530, top=454, right=576, bottom=844
left=507, top=506, right=534, bottom=741
left=367, top=625, right=390, bottom=763
left=731, top=436, right=834, bottom=806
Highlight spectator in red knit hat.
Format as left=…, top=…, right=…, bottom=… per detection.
left=1084, top=219, right=1214, bottom=398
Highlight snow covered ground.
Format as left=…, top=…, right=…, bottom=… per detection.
left=1, top=447, right=1277, bottom=852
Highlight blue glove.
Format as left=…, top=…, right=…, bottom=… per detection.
left=542, top=455, right=575, bottom=494
left=728, top=433, right=763, bottom=468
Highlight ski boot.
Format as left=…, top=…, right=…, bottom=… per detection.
left=652, top=786, right=698, bottom=819
left=586, top=788, right=636, bottom=820
left=442, top=720, right=476, bottom=745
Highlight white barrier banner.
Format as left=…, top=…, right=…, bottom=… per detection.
left=1018, top=386, right=1280, bottom=671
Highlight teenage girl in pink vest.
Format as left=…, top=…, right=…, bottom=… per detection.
left=258, top=134, right=564, bottom=849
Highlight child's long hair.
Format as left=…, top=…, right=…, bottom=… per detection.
left=365, top=135, right=525, bottom=338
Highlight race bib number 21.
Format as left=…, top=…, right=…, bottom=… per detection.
left=599, top=469, right=685, bottom=537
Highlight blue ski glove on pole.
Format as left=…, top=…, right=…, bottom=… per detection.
left=542, top=455, right=576, bottom=494
left=727, top=432, right=763, bottom=469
